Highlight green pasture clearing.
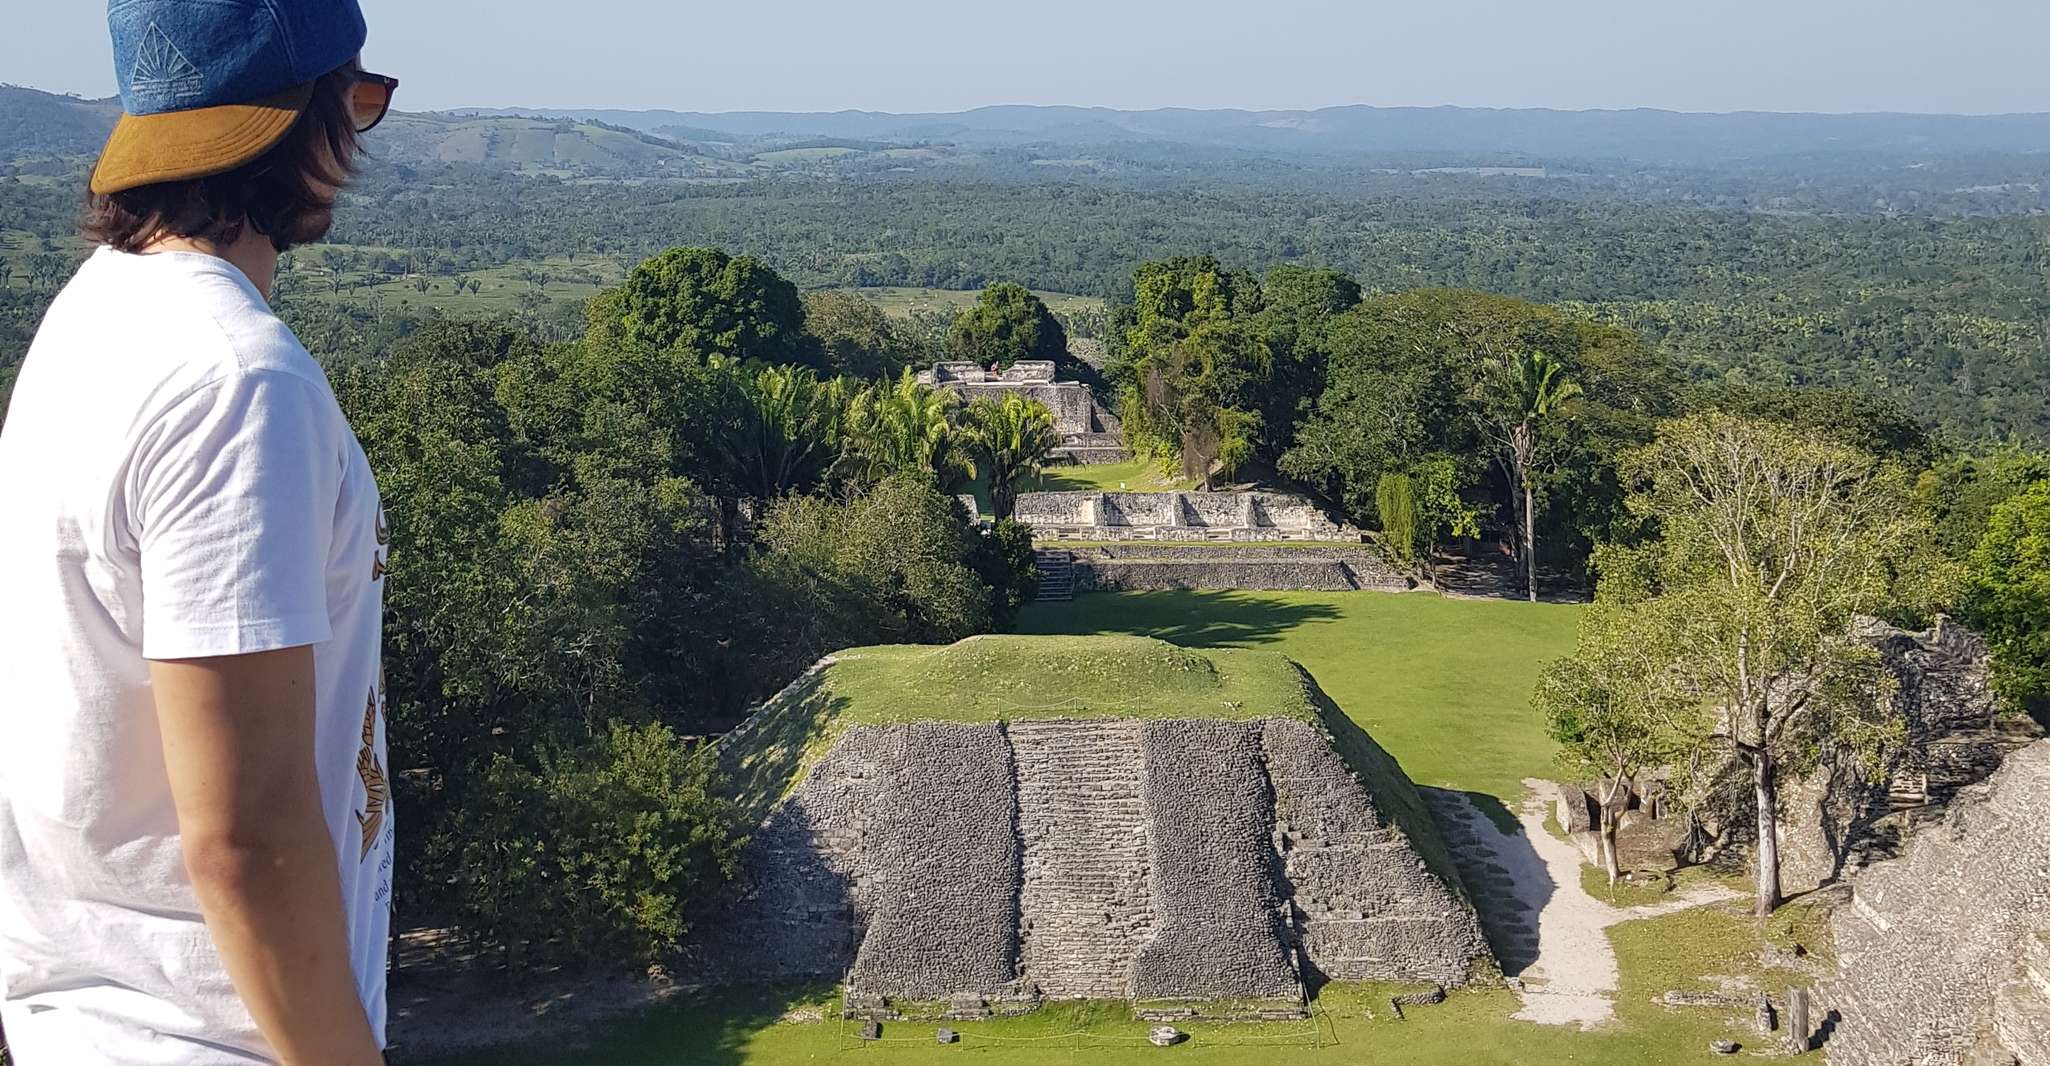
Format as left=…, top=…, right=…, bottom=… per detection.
left=279, top=248, right=627, bottom=315
left=832, top=285, right=1106, bottom=318
left=1017, top=589, right=1580, bottom=803
left=754, top=146, right=862, bottom=163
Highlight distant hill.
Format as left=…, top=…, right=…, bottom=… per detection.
left=0, top=87, right=751, bottom=177
left=459, top=102, right=2050, bottom=164
left=367, top=112, right=748, bottom=176
left=7, top=83, right=2050, bottom=177
left=0, top=85, right=119, bottom=157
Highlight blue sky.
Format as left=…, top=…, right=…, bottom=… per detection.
left=8, top=0, right=2048, bottom=115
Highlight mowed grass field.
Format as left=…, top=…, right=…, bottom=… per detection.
left=1019, top=589, right=1580, bottom=802
left=415, top=898, right=1807, bottom=1066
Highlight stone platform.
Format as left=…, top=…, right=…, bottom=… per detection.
left=1017, top=490, right=1361, bottom=542
left=700, top=650, right=1491, bottom=1018
left=918, top=360, right=1131, bottom=464
left=1057, top=544, right=1413, bottom=593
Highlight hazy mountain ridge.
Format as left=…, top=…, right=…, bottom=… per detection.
left=456, top=102, right=2050, bottom=162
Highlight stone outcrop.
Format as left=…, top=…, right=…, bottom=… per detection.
left=1778, top=617, right=2041, bottom=895
left=1597, top=618, right=2039, bottom=891
left=1822, top=740, right=2050, bottom=1066
left=1017, top=490, right=1361, bottom=542
left=1062, top=543, right=1411, bottom=593
left=918, top=360, right=1128, bottom=464
left=703, top=705, right=1489, bottom=1016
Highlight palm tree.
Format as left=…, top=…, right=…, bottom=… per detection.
left=722, top=364, right=848, bottom=500
left=846, top=369, right=974, bottom=492
left=1497, top=350, right=1581, bottom=602
left=966, top=393, right=1059, bottom=521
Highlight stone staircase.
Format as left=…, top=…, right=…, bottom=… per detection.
left=1050, top=432, right=1133, bottom=465
left=1010, top=719, right=1153, bottom=1000
left=1034, top=549, right=1075, bottom=601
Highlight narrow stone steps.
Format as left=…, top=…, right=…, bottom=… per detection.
left=1034, top=549, right=1075, bottom=602
left=1010, top=719, right=1151, bottom=1000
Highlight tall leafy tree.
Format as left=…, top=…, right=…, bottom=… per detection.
left=1534, top=603, right=1692, bottom=884
left=614, top=247, right=810, bottom=366
left=1603, top=413, right=1952, bottom=915
left=1962, top=481, right=2050, bottom=723
left=1117, top=257, right=1270, bottom=488
left=1475, top=350, right=1581, bottom=602
left=803, top=289, right=919, bottom=379
left=946, top=282, right=1068, bottom=370
left=966, top=392, right=1059, bottom=521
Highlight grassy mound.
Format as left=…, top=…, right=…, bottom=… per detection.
left=716, top=635, right=1319, bottom=820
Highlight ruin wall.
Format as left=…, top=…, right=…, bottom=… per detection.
left=1822, top=740, right=2050, bottom=1066
left=706, top=715, right=1490, bottom=1010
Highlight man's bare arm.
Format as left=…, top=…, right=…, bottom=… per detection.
left=151, top=646, right=382, bottom=1066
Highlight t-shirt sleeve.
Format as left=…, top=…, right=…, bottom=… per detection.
left=134, top=369, right=339, bottom=659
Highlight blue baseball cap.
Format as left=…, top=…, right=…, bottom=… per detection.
left=91, top=0, right=368, bottom=195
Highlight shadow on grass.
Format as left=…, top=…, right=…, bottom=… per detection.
left=1045, top=588, right=1344, bottom=649
left=396, top=980, right=838, bottom=1066
left=1420, top=787, right=1552, bottom=980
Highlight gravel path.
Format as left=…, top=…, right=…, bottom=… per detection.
left=1445, top=779, right=1739, bottom=1029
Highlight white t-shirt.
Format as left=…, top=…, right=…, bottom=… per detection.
left=0, top=248, right=391, bottom=1064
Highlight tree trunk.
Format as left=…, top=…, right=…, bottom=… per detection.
left=1523, top=479, right=1538, bottom=603
left=1599, top=807, right=1621, bottom=886
left=1750, top=749, right=1782, bottom=916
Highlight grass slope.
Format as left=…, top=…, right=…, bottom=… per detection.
left=1018, top=590, right=1580, bottom=803
left=716, top=634, right=1322, bottom=822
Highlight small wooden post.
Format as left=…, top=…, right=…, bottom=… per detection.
left=1785, top=986, right=1812, bottom=1053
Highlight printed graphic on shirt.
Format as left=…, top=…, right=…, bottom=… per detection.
left=354, top=686, right=386, bottom=860
left=371, top=508, right=389, bottom=582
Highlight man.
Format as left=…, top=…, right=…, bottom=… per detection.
left=0, top=2, right=399, bottom=1062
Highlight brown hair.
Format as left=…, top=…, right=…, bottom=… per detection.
left=82, top=65, right=361, bottom=254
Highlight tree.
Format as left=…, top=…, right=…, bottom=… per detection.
left=1113, top=257, right=1270, bottom=486
left=1605, top=413, right=1950, bottom=915
left=1534, top=603, right=1691, bottom=884
left=945, top=282, right=1067, bottom=370
left=720, top=364, right=848, bottom=501
left=966, top=392, right=1059, bottom=522
left=803, top=288, right=916, bottom=379
left=1280, top=300, right=1465, bottom=526
left=1476, top=350, right=1581, bottom=602
left=1962, top=481, right=2050, bottom=723
left=614, top=247, right=810, bottom=366
left=845, top=369, right=974, bottom=492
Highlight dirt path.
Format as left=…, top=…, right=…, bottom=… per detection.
left=1445, top=779, right=1738, bottom=1029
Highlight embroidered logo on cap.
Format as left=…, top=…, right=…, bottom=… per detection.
left=129, top=23, right=205, bottom=101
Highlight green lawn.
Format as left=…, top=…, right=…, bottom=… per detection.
left=1019, top=590, right=1580, bottom=803
left=412, top=901, right=1807, bottom=1065
left=1027, top=458, right=1195, bottom=494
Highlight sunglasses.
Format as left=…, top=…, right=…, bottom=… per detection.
left=349, top=70, right=399, bottom=133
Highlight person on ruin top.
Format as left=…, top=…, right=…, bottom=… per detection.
left=0, top=2, right=398, bottom=1062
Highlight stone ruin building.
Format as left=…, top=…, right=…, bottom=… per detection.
left=917, top=360, right=1128, bottom=464
left=1015, top=490, right=1362, bottom=542
left=696, top=638, right=1492, bottom=1019
left=1555, top=617, right=2042, bottom=891
left=1821, top=738, right=2050, bottom=1066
